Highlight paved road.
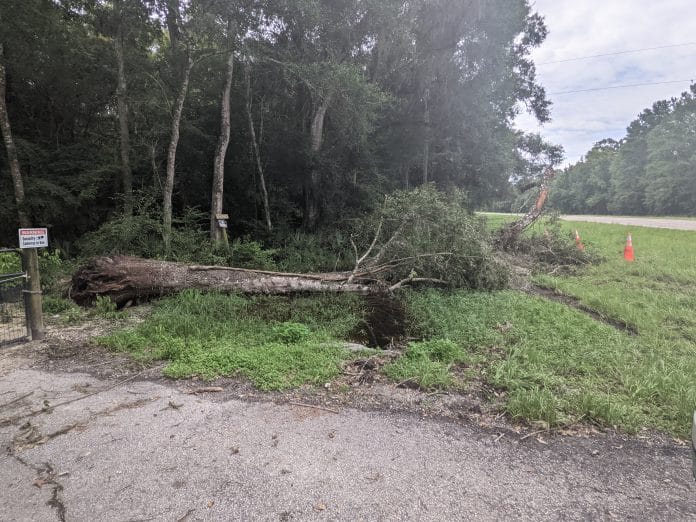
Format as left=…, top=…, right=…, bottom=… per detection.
left=561, top=215, right=696, bottom=231
left=1, top=348, right=694, bottom=521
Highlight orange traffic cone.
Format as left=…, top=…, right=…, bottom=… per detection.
left=624, top=233, right=634, bottom=262
left=575, top=230, right=585, bottom=251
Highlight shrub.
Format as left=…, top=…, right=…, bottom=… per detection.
left=77, top=195, right=277, bottom=270
left=352, top=186, right=509, bottom=290
left=272, top=322, right=312, bottom=344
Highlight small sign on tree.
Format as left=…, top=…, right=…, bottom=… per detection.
left=18, top=228, right=49, bottom=249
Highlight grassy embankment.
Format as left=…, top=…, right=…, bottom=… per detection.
left=97, top=218, right=696, bottom=437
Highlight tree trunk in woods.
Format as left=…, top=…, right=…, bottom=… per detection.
left=304, top=97, right=331, bottom=230
left=245, top=67, right=272, bottom=232
left=422, top=88, right=430, bottom=185
left=71, top=256, right=374, bottom=306
left=113, top=27, right=133, bottom=216
left=0, top=43, right=30, bottom=229
left=210, top=50, right=235, bottom=242
left=1, top=43, right=44, bottom=340
left=163, top=54, right=194, bottom=252
left=165, top=0, right=181, bottom=56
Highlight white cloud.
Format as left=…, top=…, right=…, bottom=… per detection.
left=516, top=0, right=696, bottom=165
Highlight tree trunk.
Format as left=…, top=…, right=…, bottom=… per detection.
left=165, top=0, right=181, bottom=56
left=0, top=43, right=30, bottom=229
left=422, top=88, right=430, bottom=185
left=163, top=54, right=194, bottom=252
left=245, top=67, right=272, bottom=232
left=1, top=43, right=44, bottom=340
left=304, top=98, right=331, bottom=230
left=114, top=29, right=133, bottom=216
left=210, top=50, right=235, bottom=242
left=498, top=168, right=556, bottom=246
left=71, top=256, right=374, bottom=307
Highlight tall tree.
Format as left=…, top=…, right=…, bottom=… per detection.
left=113, top=0, right=133, bottom=215
left=210, top=21, right=236, bottom=242
left=0, top=43, right=30, bottom=228
left=245, top=65, right=273, bottom=232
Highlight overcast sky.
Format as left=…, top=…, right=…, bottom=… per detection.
left=515, top=0, right=696, bottom=166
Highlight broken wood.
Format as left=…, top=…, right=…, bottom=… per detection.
left=185, top=387, right=224, bottom=394
left=71, top=255, right=378, bottom=306
left=498, top=168, right=556, bottom=247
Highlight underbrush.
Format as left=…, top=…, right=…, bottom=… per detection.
left=97, top=291, right=368, bottom=390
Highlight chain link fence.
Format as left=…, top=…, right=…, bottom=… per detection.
left=0, top=249, right=28, bottom=346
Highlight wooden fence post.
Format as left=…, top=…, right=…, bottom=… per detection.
left=22, top=248, right=44, bottom=341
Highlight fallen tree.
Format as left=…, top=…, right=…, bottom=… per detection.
left=71, top=187, right=509, bottom=306
left=70, top=256, right=376, bottom=307
left=497, top=168, right=556, bottom=247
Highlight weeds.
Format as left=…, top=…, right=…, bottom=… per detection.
left=396, top=261, right=696, bottom=437
left=98, top=291, right=366, bottom=390
left=383, top=339, right=470, bottom=390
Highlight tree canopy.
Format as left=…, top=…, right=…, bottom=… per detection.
left=551, top=85, right=696, bottom=216
left=1, top=0, right=557, bottom=250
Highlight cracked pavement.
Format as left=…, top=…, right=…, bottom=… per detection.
left=1, top=343, right=695, bottom=521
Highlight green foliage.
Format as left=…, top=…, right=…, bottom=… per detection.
left=98, top=291, right=367, bottom=390
left=506, top=388, right=559, bottom=426
left=272, top=322, right=312, bottom=344
left=274, top=231, right=352, bottom=273
left=43, top=295, right=78, bottom=315
left=38, top=249, right=72, bottom=292
left=504, top=217, right=600, bottom=268
left=383, top=339, right=469, bottom=390
left=0, top=252, right=21, bottom=274
left=77, top=203, right=277, bottom=269
left=220, top=238, right=277, bottom=270
left=355, top=186, right=509, bottom=290
left=92, top=296, right=121, bottom=319
left=551, top=86, right=696, bottom=216
left=402, top=218, right=696, bottom=438
left=1, top=0, right=552, bottom=247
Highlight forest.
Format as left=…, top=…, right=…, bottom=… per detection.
left=551, top=85, right=696, bottom=216
left=0, top=0, right=560, bottom=265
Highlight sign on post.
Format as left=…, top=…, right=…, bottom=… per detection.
left=18, top=228, right=49, bottom=249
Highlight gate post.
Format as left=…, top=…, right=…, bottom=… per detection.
left=21, top=248, right=44, bottom=341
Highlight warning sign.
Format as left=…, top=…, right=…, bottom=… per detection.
left=18, top=228, right=49, bottom=249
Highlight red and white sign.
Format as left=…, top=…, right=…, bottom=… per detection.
left=18, top=228, right=49, bottom=249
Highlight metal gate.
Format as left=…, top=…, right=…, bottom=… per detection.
left=0, top=248, right=28, bottom=345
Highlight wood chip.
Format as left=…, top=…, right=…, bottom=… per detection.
left=185, top=387, right=224, bottom=394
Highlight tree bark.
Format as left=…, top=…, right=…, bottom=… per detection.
left=1, top=43, right=44, bottom=340
left=113, top=26, right=133, bottom=216
left=422, top=88, right=430, bottom=185
left=245, top=67, right=272, bottom=232
left=210, top=50, right=235, bottom=242
left=71, top=256, right=374, bottom=306
left=165, top=0, right=181, bottom=57
left=0, top=43, right=30, bottom=229
left=163, top=53, right=194, bottom=252
left=304, top=97, right=331, bottom=230
left=497, top=168, right=556, bottom=246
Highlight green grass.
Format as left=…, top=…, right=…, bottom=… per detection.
left=383, top=339, right=480, bottom=390
left=98, top=291, right=367, bottom=390
left=95, top=218, right=696, bottom=437
left=393, top=220, right=696, bottom=437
